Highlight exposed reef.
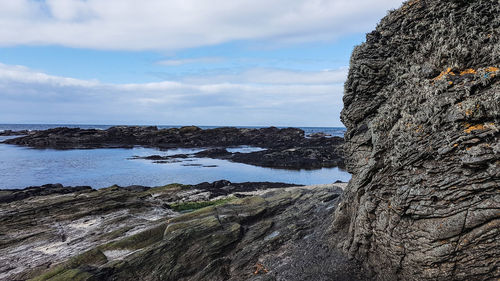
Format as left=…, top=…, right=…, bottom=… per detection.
left=4, top=126, right=309, bottom=149
left=132, top=136, right=345, bottom=170
left=3, top=126, right=345, bottom=170
left=332, top=0, right=499, bottom=280
left=0, top=130, right=29, bottom=136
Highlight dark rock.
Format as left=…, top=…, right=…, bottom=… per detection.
left=308, top=132, right=331, bottom=138
left=212, top=180, right=231, bottom=189
left=332, top=1, right=499, bottom=280
left=229, top=143, right=345, bottom=170
left=3, top=126, right=308, bottom=150
left=195, top=148, right=232, bottom=157
left=121, top=185, right=150, bottom=192
left=0, top=130, right=29, bottom=136
left=143, top=155, right=164, bottom=160
left=0, top=184, right=93, bottom=203
left=188, top=137, right=345, bottom=170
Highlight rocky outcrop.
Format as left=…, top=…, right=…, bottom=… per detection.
left=226, top=137, right=345, bottom=169
left=3, top=126, right=308, bottom=149
left=0, top=130, right=29, bottom=136
left=0, top=184, right=93, bottom=203
left=1, top=183, right=368, bottom=281
left=134, top=137, right=345, bottom=169
left=332, top=1, right=499, bottom=280
left=3, top=126, right=345, bottom=170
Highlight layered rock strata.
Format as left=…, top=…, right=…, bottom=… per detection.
left=332, top=0, right=499, bottom=280
left=1, top=183, right=369, bottom=281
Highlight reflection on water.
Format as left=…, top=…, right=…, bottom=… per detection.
left=0, top=138, right=350, bottom=189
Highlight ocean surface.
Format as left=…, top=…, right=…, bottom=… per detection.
left=0, top=124, right=349, bottom=189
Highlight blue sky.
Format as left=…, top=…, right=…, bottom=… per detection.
left=0, top=0, right=404, bottom=127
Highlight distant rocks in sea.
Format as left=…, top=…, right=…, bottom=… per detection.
left=307, top=132, right=332, bottom=138
left=0, top=129, right=29, bottom=136
left=2, top=126, right=307, bottom=149
left=3, top=125, right=346, bottom=170
left=132, top=136, right=345, bottom=170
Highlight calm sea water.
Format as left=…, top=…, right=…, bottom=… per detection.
left=0, top=124, right=349, bottom=189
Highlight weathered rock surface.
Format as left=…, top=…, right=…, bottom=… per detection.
left=332, top=1, right=499, bottom=280
left=1, top=183, right=368, bottom=281
left=0, top=181, right=297, bottom=280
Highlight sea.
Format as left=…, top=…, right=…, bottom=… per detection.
left=0, top=124, right=349, bottom=189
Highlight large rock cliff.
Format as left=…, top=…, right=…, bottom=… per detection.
left=332, top=0, right=499, bottom=280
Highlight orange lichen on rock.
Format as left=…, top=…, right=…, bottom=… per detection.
left=460, top=69, right=476, bottom=75
left=485, top=66, right=499, bottom=72
left=253, top=263, right=269, bottom=275
left=463, top=122, right=493, bottom=133
left=407, top=0, right=420, bottom=6
left=433, top=68, right=455, bottom=81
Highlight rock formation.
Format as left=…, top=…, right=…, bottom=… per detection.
left=133, top=136, right=345, bottom=170
left=1, top=183, right=369, bottom=281
left=3, top=126, right=345, bottom=170
left=332, top=0, right=499, bottom=280
left=3, top=126, right=308, bottom=149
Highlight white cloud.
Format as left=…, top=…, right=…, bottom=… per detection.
left=0, top=0, right=404, bottom=50
left=0, top=62, right=345, bottom=126
left=157, top=57, right=224, bottom=66
left=182, top=68, right=348, bottom=85
left=0, top=63, right=99, bottom=87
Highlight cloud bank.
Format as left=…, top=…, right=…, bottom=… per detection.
left=0, top=62, right=346, bottom=126
left=0, top=0, right=403, bottom=50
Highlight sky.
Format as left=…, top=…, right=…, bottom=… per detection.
left=0, top=0, right=404, bottom=127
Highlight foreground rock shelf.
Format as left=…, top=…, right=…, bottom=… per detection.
left=0, top=182, right=369, bottom=281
